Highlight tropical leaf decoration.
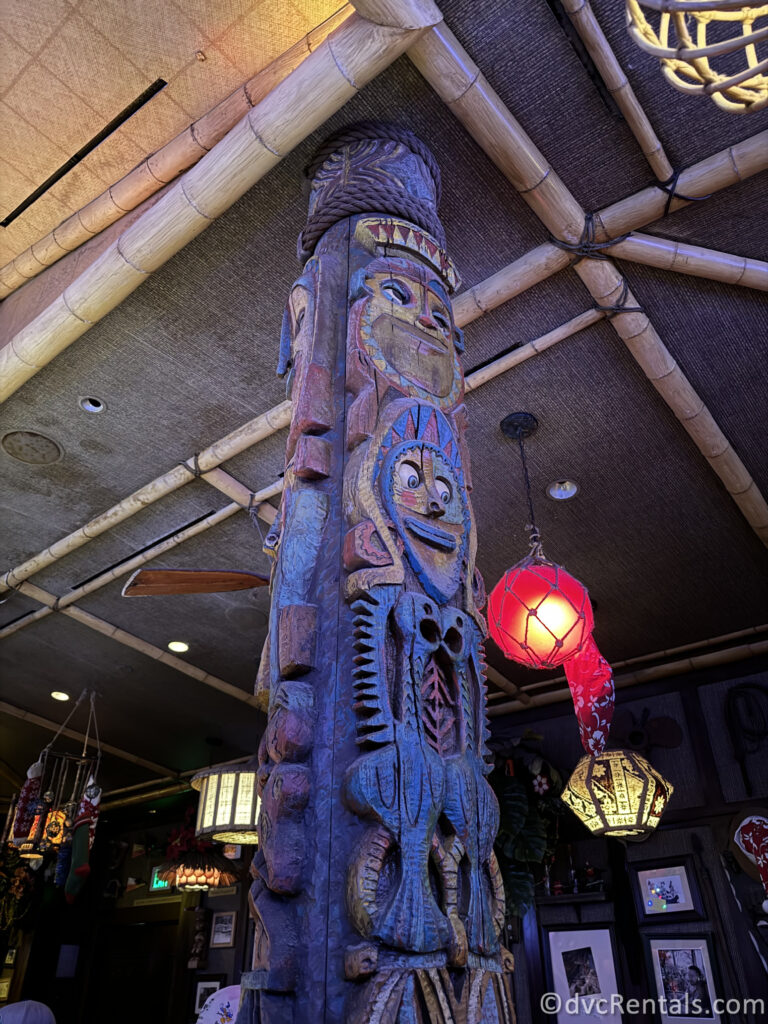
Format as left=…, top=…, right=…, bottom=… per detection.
left=490, top=740, right=566, bottom=918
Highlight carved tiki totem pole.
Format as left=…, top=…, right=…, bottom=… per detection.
left=245, top=125, right=514, bottom=1024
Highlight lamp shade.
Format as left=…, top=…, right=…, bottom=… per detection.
left=562, top=749, right=673, bottom=840
left=488, top=558, right=594, bottom=669
left=159, top=850, right=240, bottom=891
left=191, top=763, right=260, bottom=844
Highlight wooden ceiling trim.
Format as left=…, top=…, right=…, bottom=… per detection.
left=409, top=23, right=768, bottom=546
left=488, top=637, right=768, bottom=716
left=606, top=233, right=768, bottom=289
left=4, top=578, right=260, bottom=707
left=0, top=699, right=176, bottom=778
left=0, top=8, right=431, bottom=402
left=0, top=6, right=354, bottom=300
left=561, top=0, right=673, bottom=180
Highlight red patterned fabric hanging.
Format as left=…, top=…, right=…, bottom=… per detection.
left=564, top=634, right=615, bottom=755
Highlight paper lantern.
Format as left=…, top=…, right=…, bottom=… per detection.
left=488, top=556, right=594, bottom=669
left=191, top=762, right=261, bottom=844
left=563, top=749, right=673, bottom=839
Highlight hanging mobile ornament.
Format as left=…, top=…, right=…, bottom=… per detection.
left=487, top=413, right=614, bottom=755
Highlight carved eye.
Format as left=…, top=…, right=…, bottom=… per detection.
left=431, top=308, right=450, bottom=331
left=436, top=477, right=452, bottom=503
left=295, top=309, right=305, bottom=330
left=398, top=462, right=421, bottom=489
left=381, top=279, right=411, bottom=305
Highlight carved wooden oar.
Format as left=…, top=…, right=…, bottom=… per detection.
left=122, top=568, right=268, bottom=596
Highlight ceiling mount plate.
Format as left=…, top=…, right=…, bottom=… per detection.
left=500, top=412, right=538, bottom=440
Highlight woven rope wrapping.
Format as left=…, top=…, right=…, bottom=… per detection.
left=626, top=0, right=768, bottom=113
left=299, top=122, right=445, bottom=261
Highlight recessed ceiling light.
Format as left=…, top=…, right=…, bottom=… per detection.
left=79, top=396, right=106, bottom=413
left=51, top=690, right=71, bottom=702
left=546, top=479, right=579, bottom=501
left=168, top=640, right=189, bottom=653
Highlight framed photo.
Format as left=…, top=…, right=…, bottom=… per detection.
left=647, top=936, right=720, bottom=1024
left=210, top=910, right=237, bottom=948
left=194, top=975, right=226, bottom=1015
left=222, top=843, right=241, bottom=860
left=0, top=978, right=10, bottom=1001
left=631, top=858, right=704, bottom=921
left=543, top=925, right=622, bottom=1024
left=4, top=947, right=16, bottom=966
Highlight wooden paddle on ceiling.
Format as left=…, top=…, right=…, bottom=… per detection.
left=122, top=568, right=269, bottom=597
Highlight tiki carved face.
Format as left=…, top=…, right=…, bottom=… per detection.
left=355, top=258, right=463, bottom=402
left=383, top=441, right=467, bottom=603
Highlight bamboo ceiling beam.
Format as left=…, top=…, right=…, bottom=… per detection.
left=0, top=6, right=354, bottom=302
left=561, top=0, right=673, bottom=180
left=0, top=479, right=281, bottom=640
left=605, top=233, right=768, bottom=289
left=0, top=403, right=290, bottom=594
left=594, top=130, right=768, bottom=241
left=0, top=6, right=439, bottom=404
left=484, top=665, right=532, bottom=704
left=0, top=699, right=175, bottom=777
left=0, top=502, right=242, bottom=640
left=486, top=622, right=768, bottom=700
left=488, top=637, right=768, bottom=717
left=0, top=578, right=260, bottom=707
left=409, top=24, right=768, bottom=546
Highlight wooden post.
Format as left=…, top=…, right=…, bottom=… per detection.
left=243, top=127, right=513, bottom=1023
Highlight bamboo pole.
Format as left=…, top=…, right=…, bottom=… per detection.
left=595, top=130, right=768, bottom=240
left=0, top=6, right=354, bottom=301
left=561, top=0, right=673, bottom=180
left=574, top=258, right=768, bottom=542
left=487, top=638, right=768, bottom=716
left=465, top=309, right=604, bottom=392
left=101, top=783, right=193, bottom=810
left=0, top=503, right=241, bottom=639
left=0, top=404, right=290, bottom=594
left=606, top=233, right=768, bottom=289
left=410, top=24, right=768, bottom=546
left=0, top=478, right=281, bottom=641
left=0, top=699, right=175, bottom=777
left=451, top=243, right=572, bottom=326
left=486, top=622, right=768, bottom=700
left=1, top=578, right=260, bottom=706
left=0, top=11, right=432, bottom=403
left=485, top=665, right=532, bottom=704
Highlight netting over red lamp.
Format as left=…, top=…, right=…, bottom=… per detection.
left=488, top=558, right=594, bottom=669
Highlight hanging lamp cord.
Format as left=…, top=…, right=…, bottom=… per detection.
left=515, top=431, right=544, bottom=560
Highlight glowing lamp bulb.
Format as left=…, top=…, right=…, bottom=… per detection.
left=488, top=561, right=593, bottom=669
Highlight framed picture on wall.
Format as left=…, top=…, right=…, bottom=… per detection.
left=4, top=947, right=16, bottom=966
left=0, top=978, right=11, bottom=1001
left=631, top=858, right=705, bottom=921
left=194, top=974, right=226, bottom=1016
left=210, top=910, right=238, bottom=948
left=647, top=936, right=720, bottom=1024
left=543, top=925, right=623, bottom=1024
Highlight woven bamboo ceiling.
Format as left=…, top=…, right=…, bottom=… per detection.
left=1, top=0, right=766, bottom=807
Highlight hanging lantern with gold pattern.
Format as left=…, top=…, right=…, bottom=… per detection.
left=562, top=749, right=674, bottom=839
